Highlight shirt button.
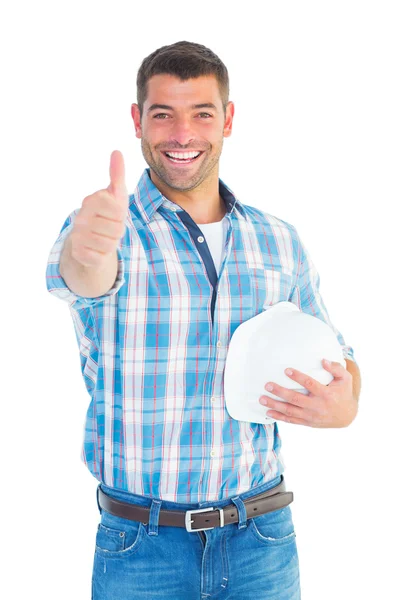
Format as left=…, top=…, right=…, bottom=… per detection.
left=216, top=340, right=222, bottom=347
left=197, top=236, right=204, bottom=243
left=171, top=206, right=177, bottom=211
left=210, top=450, right=215, bottom=457
left=211, top=396, right=216, bottom=403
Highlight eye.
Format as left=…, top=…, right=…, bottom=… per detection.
left=153, top=112, right=213, bottom=119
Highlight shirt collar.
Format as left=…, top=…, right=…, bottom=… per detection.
left=130, top=167, right=249, bottom=225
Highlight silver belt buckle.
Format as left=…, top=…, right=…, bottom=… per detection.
left=185, top=507, right=225, bottom=532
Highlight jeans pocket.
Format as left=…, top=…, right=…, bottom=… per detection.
left=249, top=505, right=296, bottom=546
left=95, top=514, right=145, bottom=558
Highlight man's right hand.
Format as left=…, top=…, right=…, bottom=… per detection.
left=70, top=150, right=129, bottom=268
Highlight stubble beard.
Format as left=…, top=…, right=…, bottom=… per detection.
left=141, top=137, right=223, bottom=192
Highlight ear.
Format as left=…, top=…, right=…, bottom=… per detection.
left=131, top=104, right=142, bottom=139
left=223, top=101, right=235, bottom=138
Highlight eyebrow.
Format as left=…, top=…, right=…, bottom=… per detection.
left=147, top=103, right=218, bottom=114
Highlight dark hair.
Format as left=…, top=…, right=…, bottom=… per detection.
left=136, top=40, right=229, bottom=119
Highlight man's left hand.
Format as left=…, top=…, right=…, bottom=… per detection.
left=259, top=359, right=358, bottom=428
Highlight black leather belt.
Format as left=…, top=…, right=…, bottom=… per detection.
left=97, top=475, right=293, bottom=533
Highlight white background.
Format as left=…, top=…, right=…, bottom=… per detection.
left=1, top=1, right=399, bottom=598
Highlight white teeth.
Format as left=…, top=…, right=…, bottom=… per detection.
left=165, top=151, right=201, bottom=160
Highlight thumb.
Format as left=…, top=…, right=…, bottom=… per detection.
left=107, top=150, right=128, bottom=200
left=322, top=358, right=347, bottom=380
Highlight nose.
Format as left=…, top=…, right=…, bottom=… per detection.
left=169, top=115, right=196, bottom=147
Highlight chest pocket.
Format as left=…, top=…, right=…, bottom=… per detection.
left=251, top=268, right=294, bottom=314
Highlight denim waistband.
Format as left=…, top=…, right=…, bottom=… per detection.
left=99, top=472, right=283, bottom=512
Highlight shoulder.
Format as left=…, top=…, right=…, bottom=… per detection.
left=242, top=203, right=298, bottom=239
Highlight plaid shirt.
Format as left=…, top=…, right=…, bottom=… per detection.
left=46, top=168, right=356, bottom=502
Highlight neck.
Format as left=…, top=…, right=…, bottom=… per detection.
left=149, top=167, right=226, bottom=224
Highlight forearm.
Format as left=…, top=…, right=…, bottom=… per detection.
left=59, top=233, right=118, bottom=298
left=345, top=359, right=361, bottom=402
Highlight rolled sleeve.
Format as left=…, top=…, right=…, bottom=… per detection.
left=45, top=209, right=125, bottom=310
left=290, top=227, right=358, bottom=368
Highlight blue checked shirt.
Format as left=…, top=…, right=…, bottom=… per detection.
left=46, top=168, right=357, bottom=503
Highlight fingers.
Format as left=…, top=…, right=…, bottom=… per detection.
left=69, top=150, right=129, bottom=269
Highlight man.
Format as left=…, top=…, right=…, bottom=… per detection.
left=46, top=40, right=361, bottom=599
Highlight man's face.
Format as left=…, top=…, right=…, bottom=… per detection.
left=131, top=74, right=234, bottom=191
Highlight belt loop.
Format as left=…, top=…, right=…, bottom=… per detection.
left=96, top=484, right=103, bottom=515
left=231, top=496, right=248, bottom=530
left=148, top=499, right=162, bottom=536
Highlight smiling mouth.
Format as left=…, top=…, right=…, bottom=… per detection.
left=162, top=151, right=205, bottom=166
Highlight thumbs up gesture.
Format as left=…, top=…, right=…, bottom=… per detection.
left=70, top=150, right=129, bottom=268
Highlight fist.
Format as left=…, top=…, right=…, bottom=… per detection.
left=70, top=150, right=129, bottom=268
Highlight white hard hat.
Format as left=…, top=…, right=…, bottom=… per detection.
left=223, top=301, right=346, bottom=425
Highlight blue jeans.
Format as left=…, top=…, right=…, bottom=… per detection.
left=91, top=474, right=301, bottom=599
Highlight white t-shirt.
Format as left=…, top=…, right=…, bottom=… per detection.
left=196, top=215, right=229, bottom=275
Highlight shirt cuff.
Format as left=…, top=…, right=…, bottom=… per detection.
left=46, top=223, right=125, bottom=310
